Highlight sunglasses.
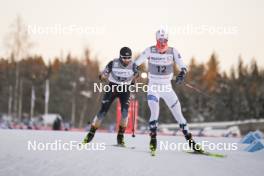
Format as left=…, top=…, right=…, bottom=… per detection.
left=158, top=38, right=168, bottom=43
left=121, top=56, right=131, bottom=60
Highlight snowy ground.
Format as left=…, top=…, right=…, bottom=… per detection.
left=0, top=129, right=264, bottom=176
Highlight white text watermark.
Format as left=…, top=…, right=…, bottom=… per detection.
left=159, top=140, right=238, bottom=151
left=27, top=140, right=106, bottom=151
left=93, top=83, right=172, bottom=93
left=27, top=24, right=106, bottom=36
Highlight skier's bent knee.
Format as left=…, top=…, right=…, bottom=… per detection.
left=121, top=108, right=128, bottom=119
left=147, top=95, right=159, bottom=102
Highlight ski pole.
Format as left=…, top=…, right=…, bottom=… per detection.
left=182, top=82, right=228, bottom=107
left=183, top=82, right=212, bottom=98
left=131, top=93, right=136, bottom=137
left=88, top=82, right=104, bottom=123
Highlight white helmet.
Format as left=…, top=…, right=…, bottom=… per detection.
left=156, top=28, right=168, bottom=41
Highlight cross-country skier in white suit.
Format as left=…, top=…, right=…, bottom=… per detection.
left=134, top=28, right=202, bottom=153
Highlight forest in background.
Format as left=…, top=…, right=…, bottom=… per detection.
left=0, top=51, right=263, bottom=128
left=0, top=16, right=263, bottom=128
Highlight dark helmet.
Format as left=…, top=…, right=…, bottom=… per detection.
left=119, top=47, right=132, bottom=66
left=120, top=47, right=132, bottom=59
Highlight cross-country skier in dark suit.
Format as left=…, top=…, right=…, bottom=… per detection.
left=82, top=47, right=138, bottom=146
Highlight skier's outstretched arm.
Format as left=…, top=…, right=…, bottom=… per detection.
left=135, top=48, right=150, bottom=66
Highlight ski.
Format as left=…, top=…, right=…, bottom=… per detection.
left=185, top=150, right=226, bottom=158
left=110, top=144, right=136, bottom=150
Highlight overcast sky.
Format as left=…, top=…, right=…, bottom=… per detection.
left=0, top=0, right=263, bottom=71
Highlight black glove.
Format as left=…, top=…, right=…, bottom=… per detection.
left=132, top=63, right=139, bottom=75
left=175, top=68, right=187, bottom=84
left=99, top=73, right=108, bottom=82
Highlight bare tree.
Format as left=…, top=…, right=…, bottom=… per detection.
left=4, top=15, right=33, bottom=119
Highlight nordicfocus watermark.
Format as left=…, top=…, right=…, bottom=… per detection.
left=27, top=24, right=106, bottom=36
left=27, top=140, right=106, bottom=151
left=93, top=83, right=172, bottom=93
left=160, top=24, right=238, bottom=36
left=159, top=141, right=238, bottom=151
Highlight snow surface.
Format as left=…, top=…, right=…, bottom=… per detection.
left=0, top=129, right=264, bottom=176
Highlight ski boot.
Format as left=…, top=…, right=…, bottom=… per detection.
left=185, top=133, right=204, bottom=153
left=149, top=132, right=157, bottom=156
left=82, top=125, right=97, bottom=144
left=117, top=126, right=126, bottom=147
left=149, top=120, right=158, bottom=156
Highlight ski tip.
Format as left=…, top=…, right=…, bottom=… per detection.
left=111, top=144, right=136, bottom=149
left=113, top=144, right=126, bottom=147
left=207, top=153, right=226, bottom=158
left=185, top=150, right=226, bottom=158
